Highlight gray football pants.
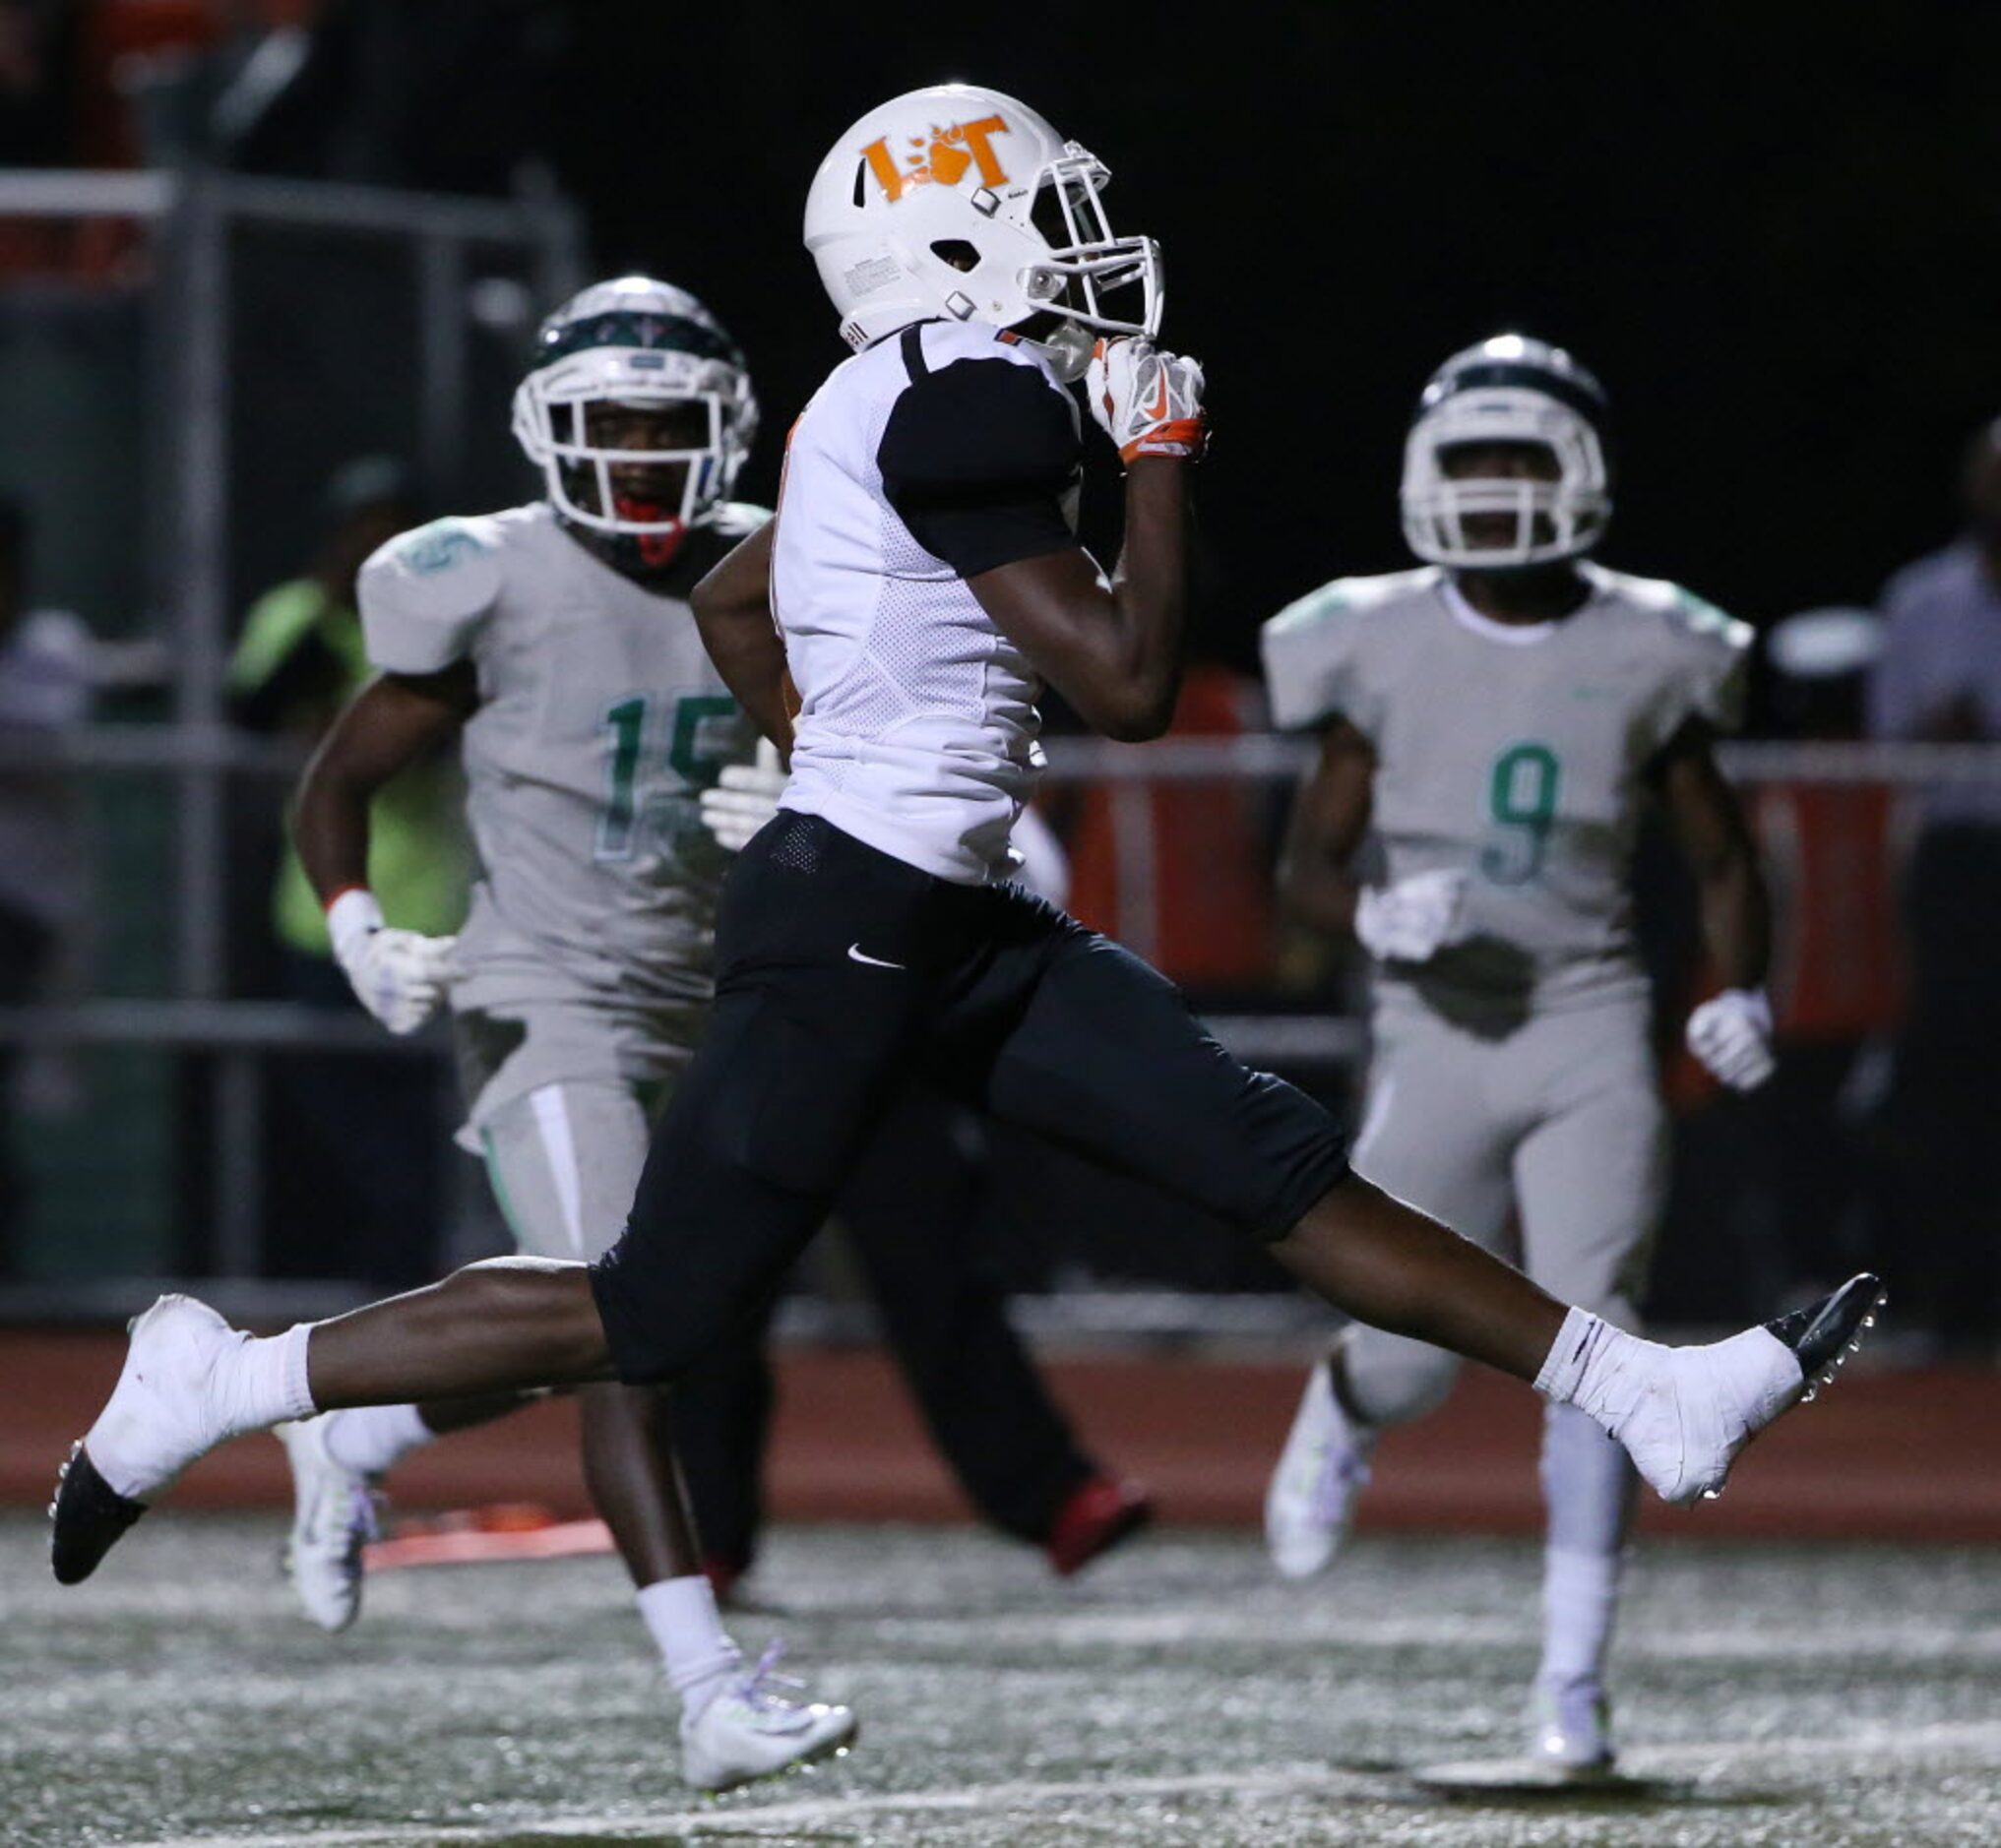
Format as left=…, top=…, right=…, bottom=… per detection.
left=1343, top=994, right=1666, bottom=1427
left=477, top=1080, right=652, bottom=1263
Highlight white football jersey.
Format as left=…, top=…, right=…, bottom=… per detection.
left=772, top=319, right=1084, bottom=883
left=358, top=502, right=761, bottom=1019
left=1262, top=563, right=1751, bottom=1016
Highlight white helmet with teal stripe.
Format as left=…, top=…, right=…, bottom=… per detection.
left=511, top=276, right=759, bottom=565
left=1401, top=334, right=1611, bottom=571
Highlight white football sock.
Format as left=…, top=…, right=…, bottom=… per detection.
left=1539, top=1547, right=1622, bottom=1690
left=1533, top=1308, right=1656, bottom=1435
left=211, top=1323, right=317, bottom=1438
left=637, top=1574, right=741, bottom=1719
left=322, top=1403, right=435, bottom=1479
left=1536, top=1401, right=1638, bottom=1688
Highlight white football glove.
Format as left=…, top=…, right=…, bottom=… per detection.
left=326, top=889, right=457, bottom=1036
left=1086, top=337, right=1208, bottom=464
left=1353, top=869, right=1470, bottom=963
left=1685, top=987, right=1776, bottom=1091
left=698, top=737, right=786, bottom=852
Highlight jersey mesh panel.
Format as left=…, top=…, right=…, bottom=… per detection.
left=767, top=812, right=825, bottom=875
left=874, top=458, right=985, bottom=722
left=812, top=417, right=989, bottom=789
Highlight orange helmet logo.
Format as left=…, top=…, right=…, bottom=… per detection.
left=860, top=115, right=1011, bottom=204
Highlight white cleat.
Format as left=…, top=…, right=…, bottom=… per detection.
left=278, top=1416, right=380, bottom=1632
left=1264, top=1352, right=1375, bottom=1580
left=50, top=1294, right=238, bottom=1583
left=1528, top=1678, right=1614, bottom=1777
left=680, top=1644, right=859, bottom=1793
left=1612, top=1274, right=1886, bottom=1507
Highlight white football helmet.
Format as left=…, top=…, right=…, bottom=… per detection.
left=1400, top=335, right=1610, bottom=570
left=511, top=276, right=758, bottom=552
left=802, top=84, right=1161, bottom=380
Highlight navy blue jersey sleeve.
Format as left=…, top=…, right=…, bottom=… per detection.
left=877, top=353, right=1082, bottom=578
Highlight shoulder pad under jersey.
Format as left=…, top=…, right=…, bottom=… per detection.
left=357, top=515, right=508, bottom=674
left=1596, top=567, right=1754, bottom=736
left=1260, top=569, right=1436, bottom=732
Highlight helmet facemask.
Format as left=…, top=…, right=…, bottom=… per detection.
left=512, top=348, right=756, bottom=567
left=1017, top=151, right=1162, bottom=362
left=1401, top=397, right=1610, bottom=571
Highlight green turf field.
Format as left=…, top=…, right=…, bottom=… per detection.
left=7, top=1510, right=1998, bottom=1847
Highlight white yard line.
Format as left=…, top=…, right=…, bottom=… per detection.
left=1624, top=1717, right=2001, bottom=1772
left=123, top=1720, right=2001, bottom=1848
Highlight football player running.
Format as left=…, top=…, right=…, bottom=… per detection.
left=1260, top=335, right=1782, bottom=1774
left=274, top=276, right=854, bottom=1792
left=267, top=277, right=1139, bottom=1784
left=54, top=92, right=1881, bottom=1756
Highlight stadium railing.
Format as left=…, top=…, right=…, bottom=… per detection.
left=0, top=171, right=582, bottom=1307
left=1, top=722, right=1993, bottom=1330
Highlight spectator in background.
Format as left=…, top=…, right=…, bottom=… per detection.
left=0, top=497, right=86, bottom=1269
left=1869, top=419, right=2001, bottom=1350
left=0, top=496, right=166, bottom=1271
left=227, top=458, right=468, bottom=1286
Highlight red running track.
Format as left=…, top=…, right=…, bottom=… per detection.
left=3, top=1332, right=1996, bottom=1543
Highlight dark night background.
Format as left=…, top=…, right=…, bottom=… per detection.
left=533, top=0, right=2001, bottom=675
left=3, top=1, right=1993, bottom=1317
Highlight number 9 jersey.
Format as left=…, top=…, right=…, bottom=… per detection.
left=1261, top=563, right=1750, bottom=1019
left=356, top=501, right=764, bottom=1124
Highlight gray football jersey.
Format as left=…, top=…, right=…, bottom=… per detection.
left=1261, top=563, right=1750, bottom=1017
left=358, top=501, right=761, bottom=1019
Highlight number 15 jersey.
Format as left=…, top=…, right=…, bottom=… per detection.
left=356, top=501, right=761, bottom=1017
left=1261, top=564, right=1750, bottom=1017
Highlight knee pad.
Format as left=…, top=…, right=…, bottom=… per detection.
left=1340, top=1325, right=1461, bottom=1426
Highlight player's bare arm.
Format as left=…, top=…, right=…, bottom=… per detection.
left=969, top=457, right=1191, bottom=743
left=1655, top=716, right=1778, bottom=1090
left=291, top=664, right=477, bottom=899
left=288, top=665, right=477, bottom=1037
left=1655, top=720, right=1776, bottom=1081
left=1276, top=717, right=1377, bottom=936
left=968, top=335, right=1207, bottom=741
left=1652, top=718, right=1771, bottom=990
left=689, top=521, right=794, bottom=756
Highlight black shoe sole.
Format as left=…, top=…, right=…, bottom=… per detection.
left=1762, top=1272, right=1886, bottom=1400
left=49, top=1442, right=148, bottom=1585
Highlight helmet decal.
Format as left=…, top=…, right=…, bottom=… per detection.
left=804, top=85, right=1161, bottom=374
left=860, top=113, right=1014, bottom=202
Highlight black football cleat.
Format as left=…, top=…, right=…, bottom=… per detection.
left=1762, top=1273, right=1886, bottom=1401
left=49, top=1442, right=149, bottom=1585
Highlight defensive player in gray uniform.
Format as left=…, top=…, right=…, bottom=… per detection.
left=53, top=92, right=1882, bottom=1777
left=1260, top=335, right=1781, bottom=1775
left=277, top=277, right=855, bottom=1792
